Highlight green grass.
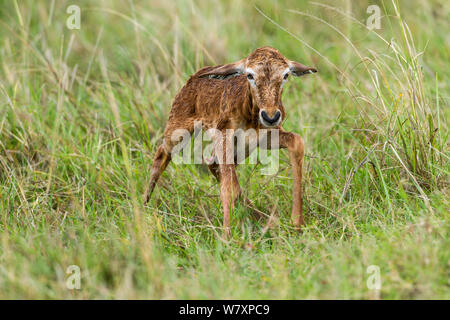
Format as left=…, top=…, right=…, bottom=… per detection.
left=0, top=0, right=448, bottom=299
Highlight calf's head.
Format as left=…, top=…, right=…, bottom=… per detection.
left=199, top=47, right=317, bottom=127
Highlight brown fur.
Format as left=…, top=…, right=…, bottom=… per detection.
left=144, top=47, right=317, bottom=237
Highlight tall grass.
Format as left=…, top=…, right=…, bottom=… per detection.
left=284, top=1, right=448, bottom=209
left=0, top=0, right=448, bottom=299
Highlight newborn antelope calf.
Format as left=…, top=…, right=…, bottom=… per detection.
left=144, top=47, right=317, bottom=235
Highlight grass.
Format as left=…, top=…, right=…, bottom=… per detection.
left=0, top=0, right=448, bottom=299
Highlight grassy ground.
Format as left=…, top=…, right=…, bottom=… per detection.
left=0, top=0, right=448, bottom=299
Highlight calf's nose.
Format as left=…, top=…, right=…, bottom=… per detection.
left=261, top=109, right=281, bottom=125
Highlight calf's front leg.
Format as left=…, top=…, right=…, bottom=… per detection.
left=279, top=131, right=305, bottom=229
left=215, top=131, right=241, bottom=237
left=219, top=164, right=241, bottom=237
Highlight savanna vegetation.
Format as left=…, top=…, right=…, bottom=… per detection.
left=0, top=0, right=448, bottom=299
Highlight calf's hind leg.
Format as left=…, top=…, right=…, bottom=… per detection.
left=143, top=143, right=172, bottom=203
left=144, top=119, right=196, bottom=203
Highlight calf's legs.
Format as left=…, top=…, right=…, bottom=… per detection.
left=144, top=125, right=306, bottom=234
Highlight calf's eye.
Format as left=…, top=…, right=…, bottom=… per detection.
left=247, top=73, right=254, bottom=80
left=283, top=73, right=289, bottom=80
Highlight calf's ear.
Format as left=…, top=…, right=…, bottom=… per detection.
left=197, top=59, right=245, bottom=79
left=288, top=60, right=317, bottom=77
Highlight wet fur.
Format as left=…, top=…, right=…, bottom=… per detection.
left=144, top=47, right=317, bottom=236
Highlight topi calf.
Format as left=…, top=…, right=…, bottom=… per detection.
left=144, top=46, right=317, bottom=236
